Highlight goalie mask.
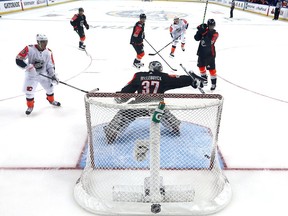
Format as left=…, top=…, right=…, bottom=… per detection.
left=149, top=61, right=163, bottom=72
left=36, top=34, right=48, bottom=50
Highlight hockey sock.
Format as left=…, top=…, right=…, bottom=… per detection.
left=26, top=98, right=34, bottom=108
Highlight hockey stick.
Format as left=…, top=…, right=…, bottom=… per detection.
left=39, top=73, right=99, bottom=93
left=179, top=64, right=206, bottom=94
left=202, top=0, right=209, bottom=24
left=144, top=38, right=177, bottom=71
left=148, top=35, right=181, bottom=56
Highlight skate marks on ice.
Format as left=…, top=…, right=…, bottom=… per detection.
left=218, top=75, right=288, bottom=104
left=224, top=17, right=251, bottom=22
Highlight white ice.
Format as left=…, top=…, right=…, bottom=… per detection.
left=0, top=0, right=288, bottom=215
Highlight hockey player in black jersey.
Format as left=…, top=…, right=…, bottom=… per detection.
left=70, top=8, right=89, bottom=50
left=130, top=13, right=146, bottom=69
left=194, top=19, right=219, bottom=90
left=104, top=61, right=203, bottom=144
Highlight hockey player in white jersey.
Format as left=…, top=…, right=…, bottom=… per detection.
left=169, top=17, right=189, bottom=57
left=16, top=34, right=60, bottom=115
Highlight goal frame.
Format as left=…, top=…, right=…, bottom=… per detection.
left=74, top=92, right=232, bottom=215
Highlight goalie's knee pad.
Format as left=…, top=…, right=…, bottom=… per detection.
left=103, top=126, right=119, bottom=144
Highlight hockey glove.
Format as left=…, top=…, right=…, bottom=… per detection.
left=197, top=24, right=207, bottom=35
left=114, top=97, right=123, bottom=103
left=191, top=80, right=198, bottom=89
left=114, top=96, right=131, bottom=103
left=114, top=92, right=131, bottom=103
left=51, top=74, right=59, bottom=85
left=197, top=24, right=207, bottom=30
left=85, top=24, right=89, bottom=30
left=25, top=64, right=36, bottom=73
left=191, top=79, right=204, bottom=89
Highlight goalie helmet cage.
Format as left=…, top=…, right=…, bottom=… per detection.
left=74, top=93, right=232, bottom=215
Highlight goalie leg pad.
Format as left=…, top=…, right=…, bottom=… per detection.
left=104, top=109, right=149, bottom=143
left=161, top=110, right=181, bottom=135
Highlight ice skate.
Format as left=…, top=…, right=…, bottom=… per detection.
left=79, top=45, right=86, bottom=50
left=79, top=41, right=86, bottom=50
left=49, top=100, right=61, bottom=106
left=210, top=78, right=217, bottom=91
left=133, top=62, right=144, bottom=69
left=201, top=74, right=208, bottom=86
left=25, top=107, right=33, bottom=115
left=210, top=84, right=216, bottom=91
left=169, top=52, right=175, bottom=58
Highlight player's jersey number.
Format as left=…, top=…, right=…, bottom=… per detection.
left=141, top=80, right=160, bottom=93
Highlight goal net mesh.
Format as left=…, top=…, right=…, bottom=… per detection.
left=74, top=93, right=232, bottom=215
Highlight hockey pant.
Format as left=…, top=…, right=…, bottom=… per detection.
left=23, top=72, right=54, bottom=99
left=172, top=33, right=186, bottom=46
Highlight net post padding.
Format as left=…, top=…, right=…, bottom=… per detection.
left=75, top=93, right=232, bottom=215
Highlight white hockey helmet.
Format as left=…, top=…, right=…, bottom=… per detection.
left=36, top=34, right=48, bottom=50
left=174, top=16, right=180, bottom=24
left=149, top=61, right=163, bottom=72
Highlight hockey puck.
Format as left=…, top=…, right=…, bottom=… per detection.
left=151, top=203, right=161, bottom=214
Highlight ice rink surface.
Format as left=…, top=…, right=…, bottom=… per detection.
left=0, top=0, right=288, bottom=215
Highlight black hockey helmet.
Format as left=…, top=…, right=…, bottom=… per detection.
left=79, top=7, right=84, bottom=13
left=140, top=13, right=146, bottom=19
left=207, top=19, right=216, bottom=26
left=149, top=61, right=163, bottom=72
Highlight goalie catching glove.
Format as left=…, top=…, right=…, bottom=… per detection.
left=189, top=71, right=207, bottom=89
left=114, top=92, right=130, bottom=104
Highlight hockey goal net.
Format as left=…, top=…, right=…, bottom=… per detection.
left=74, top=93, right=231, bottom=215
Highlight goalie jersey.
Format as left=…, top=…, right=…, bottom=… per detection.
left=120, top=70, right=193, bottom=94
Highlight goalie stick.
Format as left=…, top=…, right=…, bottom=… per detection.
left=39, top=73, right=99, bottom=93
left=179, top=64, right=206, bottom=94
